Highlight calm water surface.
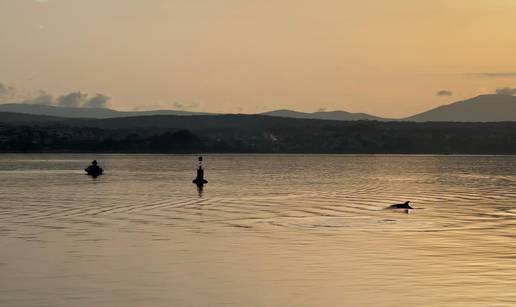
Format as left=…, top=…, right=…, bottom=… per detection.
left=1, top=154, right=516, bottom=306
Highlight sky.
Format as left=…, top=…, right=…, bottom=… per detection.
left=1, top=0, right=516, bottom=117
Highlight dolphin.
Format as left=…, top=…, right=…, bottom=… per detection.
left=388, top=201, right=413, bottom=209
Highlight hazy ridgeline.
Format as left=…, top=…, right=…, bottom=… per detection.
left=1, top=113, right=515, bottom=154
left=2, top=94, right=516, bottom=122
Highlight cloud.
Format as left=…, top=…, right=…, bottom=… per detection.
left=170, top=101, right=199, bottom=110
left=57, top=91, right=88, bottom=107
left=84, top=94, right=111, bottom=108
left=470, top=73, right=516, bottom=78
left=24, top=90, right=54, bottom=105
left=494, top=87, right=516, bottom=96
left=0, top=82, right=16, bottom=100
left=132, top=104, right=161, bottom=111
left=171, top=102, right=185, bottom=109
left=0, top=83, right=112, bottom=108
left=56, top=92, right=112, bottom=108
left=436, top=90, right=453, bottom=96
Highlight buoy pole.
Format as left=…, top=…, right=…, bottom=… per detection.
left=193, top=156, right=208, bottom=185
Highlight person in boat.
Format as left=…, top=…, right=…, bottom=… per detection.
left=85, top=160, right=103, bottom=176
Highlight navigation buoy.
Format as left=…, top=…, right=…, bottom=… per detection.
left=192, top=156, right=208, bottom=186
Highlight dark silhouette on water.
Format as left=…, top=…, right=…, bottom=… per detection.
left=192, top=156, right=208, bottom=187
left=85, top=160, right=104, bottom=177
left=388, top=201, right=413, bottom=209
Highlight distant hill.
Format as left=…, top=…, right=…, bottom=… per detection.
left=2, top=94, right=516, bottom=122
left=406, top=95, right=516, bottom=122
left=261, top=109, right=388, bottom=121
left=0, top=103, right=388, bottom=121
left=0, top=111, right=333, bottom=129
left=0, top=112, right=66, bottom=124
left=0, top=103, right=212, bottom=119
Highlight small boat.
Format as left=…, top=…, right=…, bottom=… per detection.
left=85, top=160, right=104, bottom=177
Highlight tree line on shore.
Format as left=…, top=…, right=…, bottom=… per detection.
left=1, top=114, right=515, bottom=154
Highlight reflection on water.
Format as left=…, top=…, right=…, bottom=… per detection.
left=1, top=154, right=516, bottom=306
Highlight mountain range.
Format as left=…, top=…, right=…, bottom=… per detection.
left=261, top=109, right=389, bottom=121
left=0, top=103, right=211, bottom=119
left=1, top=94, right=515, bottom=122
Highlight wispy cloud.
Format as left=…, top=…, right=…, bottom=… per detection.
left=0, top=82, right=16, bottom=100
left=494, top=87, right=516, bottom=96
left=170, top=101, right=199, bottom=111
left=469, top=72, right=516, bottom=78
left=436, top=90, right=453, bottom=96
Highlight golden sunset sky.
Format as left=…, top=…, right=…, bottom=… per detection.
left=1, top=0, right=516, bottom=117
